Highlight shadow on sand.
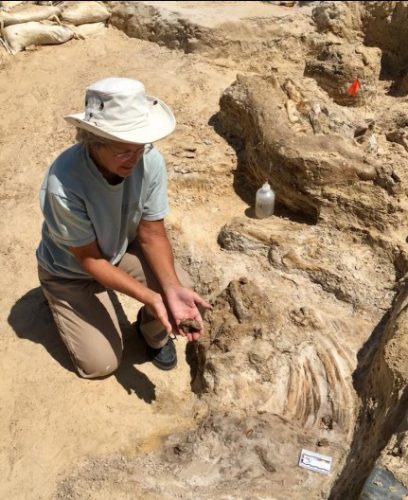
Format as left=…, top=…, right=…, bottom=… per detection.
left=8, top=287, right=156, bottom=403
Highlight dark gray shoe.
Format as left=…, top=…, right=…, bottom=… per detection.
left=136, top=309, right=177, bottom=370
left=146, top=338, right=177, bottom=371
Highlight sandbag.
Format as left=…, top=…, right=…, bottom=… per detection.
left=0, top=1, right=26, bottom=11
left=2, top=21, right=74, bottom=54
left=71, top=22, right=106, bottom=39
left=0, top=5, right=61, bottom=26
left=59, top=1, right=110, bottom=26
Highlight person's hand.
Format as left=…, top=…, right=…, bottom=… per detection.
left=145, top=291, right=172, bottom=334
left=164, top=286, right=211, bottom=341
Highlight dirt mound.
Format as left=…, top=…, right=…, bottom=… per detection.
left=218, top=73, right=405, bottom=235
left=314, top=1, right=408, bottom=96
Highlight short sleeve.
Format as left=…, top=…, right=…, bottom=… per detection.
left=142, top=151, right=169, bottom=221
left=41, top=190, right=96, bottom=247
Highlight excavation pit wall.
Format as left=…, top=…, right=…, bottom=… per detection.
left=312, top=1, right=408, bottom=98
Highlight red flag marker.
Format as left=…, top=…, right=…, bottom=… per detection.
left=347, top=78, right=361, bottom=97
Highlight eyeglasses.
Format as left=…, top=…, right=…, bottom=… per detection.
left=107, top=143, right=153, bottom=160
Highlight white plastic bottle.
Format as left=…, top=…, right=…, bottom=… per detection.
left=255, top=181, right=275, bottom=219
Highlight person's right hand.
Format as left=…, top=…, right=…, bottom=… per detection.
left=145, top=291, right=173, bottom=334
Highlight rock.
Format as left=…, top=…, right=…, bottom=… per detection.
left=286, top=98, right=301, bottom=122
left=218, top=74, right=402, bottom=232
left=183, top=145, right=197, bottom=152
left=304, top=43, right=381, bottom=106
left=179, top=319, right=201, bottom=333
left=386, top=129, right=408, bottom=153
left=107, top=1, right=212, bottom=54
left=181, top=277, right=360, bottom=497
left=312, top=0, right=408, bottom=98
left=331, top=287, right=408, bottom=498
left=218, top=216, right=398, bottom=310
left=362, top=2, right=408, bottom=96
left=312, top=1, right=363, bottom=40
left=107, top=0, right=315, bottom=61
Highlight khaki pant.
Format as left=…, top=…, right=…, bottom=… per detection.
left=38, top=240, right=192, bottom=379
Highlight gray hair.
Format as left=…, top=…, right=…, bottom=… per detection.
left=75, top=128, right=113, bottom=149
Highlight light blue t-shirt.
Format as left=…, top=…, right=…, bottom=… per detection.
left=36, top=143, right=169, bottom=278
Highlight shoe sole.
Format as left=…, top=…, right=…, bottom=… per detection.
left=152, top=358, right=177, bottom=371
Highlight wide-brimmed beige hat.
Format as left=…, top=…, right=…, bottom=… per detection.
left=64, top=77, right=176, bottom=144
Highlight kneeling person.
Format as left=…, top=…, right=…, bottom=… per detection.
left=36, top=77, right=210, bottom=378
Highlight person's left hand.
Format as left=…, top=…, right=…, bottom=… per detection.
left=164, top=286, right=211, bottom=341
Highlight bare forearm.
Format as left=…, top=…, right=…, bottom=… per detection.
left=138, top=232, right=181, bottom=291
left=69, top=239, right=172, bottom=332
left=137, top=220, right=212, bottom=339
left=81, top=256, right=157, bottom=305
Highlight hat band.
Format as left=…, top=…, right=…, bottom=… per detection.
left=85, top=113, right=152, bottom=133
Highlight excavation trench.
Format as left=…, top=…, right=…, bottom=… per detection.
left=109, top=3, right=408, bottom=497
left=329, top=287, right=408, bottom=498
left=185, top=276, right=408, bottom=499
